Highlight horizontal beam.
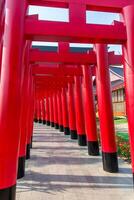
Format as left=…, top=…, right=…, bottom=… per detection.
left=30, top=49, right=96, bottom=64
left=108, top=52, right=122, bottom=66
left=25, top=19, right=126, bottom=44
left=28, top=0, right=68, bottom=8
left=28, top=0, right=134, bottom=12
left=32, top=64, right=97, bottom=77
left=30, top=49, right=122, bottom=65
left=34, top=74, right=74, bottom=80
left=32, top=65, right=82, bottom=76
left=34, top=75, right=74, bottom=87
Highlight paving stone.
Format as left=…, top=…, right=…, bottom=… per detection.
left=17, top=123, right=134, bottom=200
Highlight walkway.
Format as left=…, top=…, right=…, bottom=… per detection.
left=17, top=123, right=133, bottom=200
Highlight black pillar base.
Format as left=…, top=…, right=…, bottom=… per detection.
left=46, top=121, right=50, bottom=126
left=17, top=156, right=25, bottom=179
left=59, top=125, right=64, bottom=132
left=51, top=122, right=55, bottom=127
left=70, top=130, right=78, bottom=140
left=39, top=119, right=42, bottom=123
left=55, top=123, right=59, bottom=129
left=87, top=141, right=99, bottom=156
left=0, top=185, right=16, bottom=200
left=64, top=127, right=70, bottom=135
left=133, top=173, right=134, bottom=186
left=102, top=152, right=118, bottom=173
left=78, top=134, right=87, bottom=146
left=34, top=119, right=38, bottom=123
left=43, top=120, right=46, bottom=124
left=26, top=144, right=30, bottom=160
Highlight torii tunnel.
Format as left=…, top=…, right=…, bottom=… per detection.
left=0, top=0, right=134, bottom=199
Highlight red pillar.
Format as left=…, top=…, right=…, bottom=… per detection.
left=41, top=98, right=46, bottom=124
left=95, top=44, right=118, bottom=173
left=123, top=5, right=134, bottom=182
left=53, top=92, right=59, bottom=129
left=0, top=40, right=3, bottom=77
left=35, top=99, right=40, bottom=122
left=82, top=65, right=99, bottom=155
left=26, top=73, right=34, bottom=160
left=57, top=89, right=64, bottom=132
left=34, top=101, right=38, bottom=122
left=38, top=98, right=42, bottom=123
left=55, top=90, right=60, bottom=128
left=49, top=94, right=54, bottom=127
left=0, top=0, right=5, bottom=77
left=74, top=76, right=87, bottom=146
left=34, top=91, right=38, bottom=122
left=46, top=96, right=50, bottom=126
left=0, top=0, right=27, bottom=198
left=40, top=98, right=44, bottom=122
left=68, top=82, right=77, bottom=139
left=28, top=79, right=35, bottom=149
left=17, top=42, right=31, bottom=179
left=61, top=87, right=70, bottom=135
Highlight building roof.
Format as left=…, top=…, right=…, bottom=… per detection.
left=110, top=66, right=124, bottom=90
left=110, top=66, right=124, bottom=77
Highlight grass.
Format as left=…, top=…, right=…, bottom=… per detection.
left=116, top=131, right=130, bottom=162
left=116, top=131, right=129, bottom=141
left=114, top=118, right=127, bottom=124
left=97, top=116, right=128, bottom=124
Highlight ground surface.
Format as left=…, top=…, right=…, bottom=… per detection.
left=17, top=123, right=133, bottom=200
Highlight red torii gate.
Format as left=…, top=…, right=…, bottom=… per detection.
left=0, top=0, right=134, bottom=199
left=31, top=42, right=122, bottom=148
left=33, top=44, right=121, bottom=173
left=35, top=75, right=73, bottom=130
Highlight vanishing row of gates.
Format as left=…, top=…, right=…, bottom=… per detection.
left=0, top=0, right=134, bottom=199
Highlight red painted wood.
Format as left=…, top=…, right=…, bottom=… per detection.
left=25, top=19, right=126, bottom=44
left=0, top=0, right=27, bottom=189
left=123, top=5, right=134, bottom=173
left=68, top=83, right=76, bottom=131
left=82, top=65, right=98, bottom=142
left=74, top=76, right=85, bottom=135
left=96, top=44, right=117, bottom=153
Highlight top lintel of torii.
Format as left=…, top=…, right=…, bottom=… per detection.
left=28, top=0, right=134, bottom=12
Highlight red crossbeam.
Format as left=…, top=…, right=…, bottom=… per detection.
left=35, top=75, right=74, bottom=87
left=32, top=65, right=82, bottom=76
left=30, top=49, right=122, bottom=65
left=30, top=49, right=96, bottom=64
left=28, top=0, right=134, bottom=12
left=25, top=19, right=126, bottom=44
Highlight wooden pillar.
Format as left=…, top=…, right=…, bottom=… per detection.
left=0, top=0, right=27, bottom=198
left=95, top=44, right=118, bottom=173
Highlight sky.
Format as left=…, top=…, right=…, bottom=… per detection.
left=29, top=6, right=122, bottom=54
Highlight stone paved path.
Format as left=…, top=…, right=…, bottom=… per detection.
left=17, top=123, right=134, bottom=200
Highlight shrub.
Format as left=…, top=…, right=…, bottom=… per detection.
left=97, top=132, right=131, bottom=163
left=116, top=135, right=131, bottom=162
